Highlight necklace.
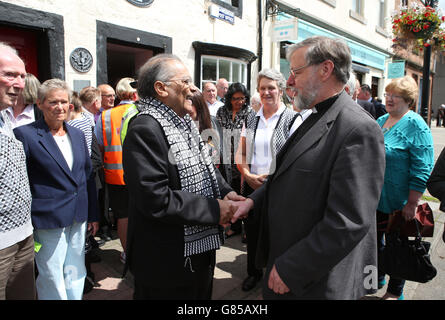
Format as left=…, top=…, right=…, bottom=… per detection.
left=382, top=127, right=391, bottom=134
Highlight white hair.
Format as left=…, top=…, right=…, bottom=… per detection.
left=345, top=72, right=357, bottom=97
left=0, top=41, right=19, bottom=56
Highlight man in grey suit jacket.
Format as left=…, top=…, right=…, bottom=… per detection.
left=233, top=36, right=385, bottom=299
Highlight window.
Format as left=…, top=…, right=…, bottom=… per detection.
left=352, top=0, right=363, bottom=14
left=378, top=0, right=385, bottom=28
left=350, top=0, right=366, bottom=24
left=201, top=55, right=247, bottom=89
left=192, top=41, right=256, bottom=91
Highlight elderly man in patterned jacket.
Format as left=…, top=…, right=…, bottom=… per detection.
left=0, top=42, right=35, bottom=300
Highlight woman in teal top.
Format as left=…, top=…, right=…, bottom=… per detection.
left=376, top=76, right=434, bottom=300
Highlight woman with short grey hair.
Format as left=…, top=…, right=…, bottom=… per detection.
left=257, top=68, right=287, bottom=92
left=235, top=68, right=296, bottom=292
left=13, top=78, right=98, bottom=300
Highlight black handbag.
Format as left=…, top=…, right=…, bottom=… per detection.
left=378, top=219, right=437, bottom=283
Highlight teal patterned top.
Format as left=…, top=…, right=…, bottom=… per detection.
left=376, top=111, right=434, bottom=214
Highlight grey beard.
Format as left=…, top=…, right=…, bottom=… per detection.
left=292, top=90, right=317, bottom=110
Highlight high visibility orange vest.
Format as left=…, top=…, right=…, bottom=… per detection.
left=102, top=103, right=133, bottom=185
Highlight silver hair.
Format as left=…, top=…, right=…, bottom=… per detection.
left=257, top=68, right=286, bottom=91
left=286, top=36, right=351, bottom=84
left=0, top=41, right=19, bottom=56
left=38, top=78, right=71, bottom=102
left=137, top=54, right=183, bottom=99
left=344, top=71, right=356, bottom=97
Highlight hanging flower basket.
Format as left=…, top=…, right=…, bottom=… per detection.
left=392, top=5, right=445, bottom=53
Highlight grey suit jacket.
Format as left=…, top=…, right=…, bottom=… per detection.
left=250, top=91, right=385, bottom=299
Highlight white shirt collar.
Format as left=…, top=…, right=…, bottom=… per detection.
left=5, top=105, right=34, bottom=119
left=118, top=100, right=134, bottom=105
left=257, top=103, right=286, bottom=121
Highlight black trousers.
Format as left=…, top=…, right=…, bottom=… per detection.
left=243, top=184, right=263, bottom=279
left=133, top=250, right=216, bottom=300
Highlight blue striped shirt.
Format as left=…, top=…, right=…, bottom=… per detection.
left=68, top=113, right=93, bottom=156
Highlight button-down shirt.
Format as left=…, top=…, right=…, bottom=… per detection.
left=207, top=100, right=224, bottom=117
left=82, top=107, right=97, bottom=127
left=4, top=105, right=35, bottom=129
left=243, top=104, right=286, bottom=175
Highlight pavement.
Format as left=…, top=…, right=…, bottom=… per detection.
left=83, top=125, right=445, bottom=301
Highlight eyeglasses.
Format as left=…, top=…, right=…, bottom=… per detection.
left=384, top=93, right=403, bottom=100
left=289, top=63, right=310, bottom=77
left=101, top=94, right=115, bottom=98
left=231, top=97, right=246, bottom=102
left=165, top=77, right=193, bottom=87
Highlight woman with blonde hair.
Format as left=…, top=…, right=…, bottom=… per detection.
left=376, top=75, right=434, bottom=300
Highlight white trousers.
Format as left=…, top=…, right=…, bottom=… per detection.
left=34, top=221, right=87, bottom=300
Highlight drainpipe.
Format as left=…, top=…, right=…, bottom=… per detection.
left=258, top=0, right=263, bottom=73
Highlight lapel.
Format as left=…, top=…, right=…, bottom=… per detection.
left=271, top=91, right=348, bottom=182
left=36, top=119, right=78, bottom=185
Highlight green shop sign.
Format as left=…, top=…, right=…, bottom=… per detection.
left=279, top=16, right=388, bottom=71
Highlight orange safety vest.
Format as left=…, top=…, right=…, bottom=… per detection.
left=102, top=104, right=132, bottom=185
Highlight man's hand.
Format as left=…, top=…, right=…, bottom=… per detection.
left=223, top=191, right=246, bottom=202
left=231, top=198, right=254, bottom=223
left=217, top=199, right=236, bottom=226
left=268, top=265, right=290, bottom=295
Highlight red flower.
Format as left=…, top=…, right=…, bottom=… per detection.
left=424, top=43, right=431, bottom=47
left=442, top=16, right=445, bottom=22
left=423, top=24, right=430, bottom=29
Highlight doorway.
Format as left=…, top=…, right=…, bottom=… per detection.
left=106, top=41, right=154, bottom=89
left=96, top=21, right=172, bottom=86
left=0, top=26, right=40, bottom=78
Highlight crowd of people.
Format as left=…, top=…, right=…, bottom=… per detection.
left=0, top=35, right=442, bottom=300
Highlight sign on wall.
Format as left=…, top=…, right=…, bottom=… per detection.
left=387, top=61, right=405, bottom=79
left=126, top=0, right=154, bottom=7
left=70, top=47, right=93, bottom=73
left=272, top=18, right=298, bottom=42
left=209, top=4, right=235, bottom=24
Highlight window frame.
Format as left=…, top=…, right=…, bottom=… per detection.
left=192, top=41, right=257, bottom=93
left=378, top=0, right=385, bottom=28
left=351, top=0, right=363, bottom=14
left=349, top=0, right=367, bottom=25
left=200, top=55, right=247, bottom=90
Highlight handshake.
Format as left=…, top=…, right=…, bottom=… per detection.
left=217, top=191, right=254, bottom=226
